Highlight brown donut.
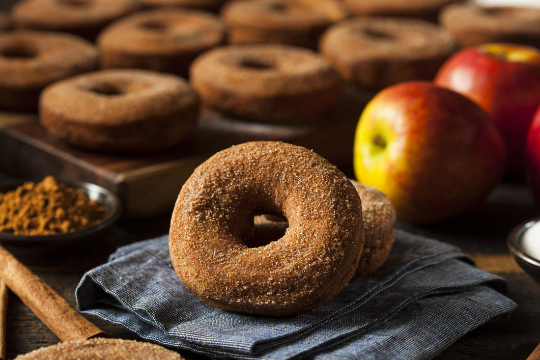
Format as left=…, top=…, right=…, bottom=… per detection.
left=440, top=4, right=540, bottom=48
left=222, top=0, right=349, bottom=49
left=40, top=69, right=199, bottom=153
left=141, top=0, right=227, bottom=13
left=190, top=44, right=342, bottom=123
left=0, top=12, right=12, bottom=31
left=349, top=180, right=395, bottom=279
left=98, top=9, right=226, bottom=78
left=12, top=0, right=142, bottom=41
left=169, top=141, right=364, bottom=316
left=250, top=180, right=396, bottom=279
left=15, top=339, right=184, bottom=360
left=344, top=0, right=464, bottom=22
left=0, top=31, right=98, bottom=111
left=320, top=18, right=458, bottom=90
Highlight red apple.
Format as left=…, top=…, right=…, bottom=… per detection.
left=435, top=43, right=540, bottom=175
left=526, top=106, right=540, bottom=205
left=353, top=81, right=507, bottom=224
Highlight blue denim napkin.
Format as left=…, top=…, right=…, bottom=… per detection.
left=76, top=229, right=516, bottom=359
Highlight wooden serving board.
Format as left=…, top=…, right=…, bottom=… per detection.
left=0, top=84, right=374, bottom=218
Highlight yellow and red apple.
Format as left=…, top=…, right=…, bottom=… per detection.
left=526, top=106, right=540, bottom=206
left=435, top=43, right=540, bottom=174
left=353, top=81, right=506, bottom=224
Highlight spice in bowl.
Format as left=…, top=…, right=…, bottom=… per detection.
left=0, top=176, right=107, bottom=235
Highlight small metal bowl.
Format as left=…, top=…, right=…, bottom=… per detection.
left=508, top=217, right=540, bottom=284
left=0, top=180, right=122, bottom=267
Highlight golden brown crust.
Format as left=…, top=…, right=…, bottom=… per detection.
left=40, top=69, right=199, bottom=153
left=0, top=31, right=98, bottom=111
left=344, top=0, right=464, bottom=22
left=320, top=18, right=458, bottom=90
left=350, top=180, right=395, bottom=279
left=98, top=9, right=225, bottom=78
left=142, top=0, right=227, bottom=12
left=13, top=0, right=142, bottom=40
left=169, top=141, right=363, bottom=316
left=190, top=44, right=341, bottom=123
left=440, top=4, right=540, bottom=48
left=15, top=339, right=185, bottom=360
left=222, top=0, right=349, bottom=49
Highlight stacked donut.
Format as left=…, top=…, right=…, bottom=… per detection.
left=170, top=141, right=396, bottom=316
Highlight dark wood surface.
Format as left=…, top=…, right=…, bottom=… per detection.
left=2, top=175, right=540, bottom=359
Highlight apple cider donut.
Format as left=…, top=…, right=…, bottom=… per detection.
left=190, top=44, right=342, bottom=123
left=40, top=69, right=199, bottom=153
left=320, top=18, right=458, bottom=90
left=222, top=0, right=349, bottom=49
left=15, top=339, right=185, bottom=360
left=350, top=180, right=395, bottom=279
left=344, top=0, right=464, bottom=22
left=141, top=0, right=227, bottom=13
left=0, top=31, right=98, bottom=111
left=440, top=4, right=540, bottom=48
left=98, top=9, right=226, bottom=78
left=169, top=141, right=364, bottom=316
left=12, top=0, right=141, bottom=41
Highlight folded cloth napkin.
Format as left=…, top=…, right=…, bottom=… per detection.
left=76, top=229, right=517, bottom=360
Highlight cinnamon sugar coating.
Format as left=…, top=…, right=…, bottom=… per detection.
left=222, top=0, right=349, bottom=49
left=251, top=180, right=395, bottom=279
left=169, top=141, right=364, bottom=316
left=13, top=0, right=141, bottom=41
left=98, top=9, right=226, bottom=78
left=350, top=180, right=395, bottom=279
left=190, top=44, right=341, bottom=123
left=142, top=0, right=227, bottom=13
left=40, top=69, right=199, bottom=153
left=440, top=4, right=540, bottom=48
left=320, top=18, right=458, bottom=90
left=0, top=31, right=98, bottom=111
left=15, top=339, right=185, bottom=360
left=344, top=0, right=464, bottom=22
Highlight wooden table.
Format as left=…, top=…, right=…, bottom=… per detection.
left=3, top=174, right=540, bottom=359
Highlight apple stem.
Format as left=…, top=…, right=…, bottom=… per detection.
left=373, top=135, right=386, bottom=148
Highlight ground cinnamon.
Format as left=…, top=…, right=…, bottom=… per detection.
left=0, top=176, right=106, bottom=235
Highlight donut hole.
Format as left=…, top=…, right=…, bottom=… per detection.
left=239, top=58, right=274, bottom=70
left=0, top=45, right=36, bottom=59
left=140, top=21, right=169, bottom=32
left=360, top=28, right=395, bottom=41
left=89, top=83, right=125, bottom=97
left=57, top=0, right=92, bottom=7
left=244, top=214, right=288, bottom=248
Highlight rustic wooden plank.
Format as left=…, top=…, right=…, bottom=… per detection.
left=469, top=254, right=523, bottom=273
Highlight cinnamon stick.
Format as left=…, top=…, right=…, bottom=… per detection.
left=528, top=343, right=540, bottom=360
left=0, top=245, right=106, bottom=341
left=0, top=279, right=7, bottom=360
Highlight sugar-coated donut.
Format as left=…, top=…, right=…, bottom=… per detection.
left=141, top=0, right=227, bottom=13
left=320, top=18, right=458, bottom=90
left=349, top=180, right=395, bottom=279
left=14, top=339, right=185, bottom=360
left=190, top=44, right=342, bottom=123
left=222, top=0, right=349, bottom=49
left=344, top=0, right=464, bottom=22
left=169, top=141, right=364, bottom=316
left=12, top=0, right=141, bottom=41
left=440, top=4, right=540, bottom=48
left=0, top=12, right=12, bottom=31
left=249, top=180, right=395, bottom=279
left=98, top=9, right=226, bottom=78
left=0, top=31, right=98, bottom=111
left=40, top=69, right=199, bottom=153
